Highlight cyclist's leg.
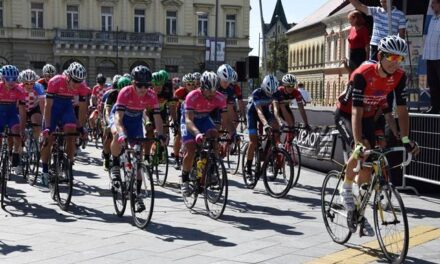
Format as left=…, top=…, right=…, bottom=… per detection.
left=374, top=114, right=386, bottom=149
left=281, top=106, right=296, bottom=142
left=30, top=109, right=42, bottom=140
left=245, top=106, right=258, bottom=172
left=180, top=119, right=197, bottom=195
left=60, top=106, right=78, bottom=161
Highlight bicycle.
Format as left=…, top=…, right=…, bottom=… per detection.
left=47, top=130, right=79, bottom=211
left=279, top=126, right=302, bottom=188
left=219, top=130, right=242, bottom=175
left=241, top=127, right=294, bottom=198
left=321, top=146, right=412, bottom=263
left=0, top=127, right=19, bottom=209
left=182, top=136, right=228, bottom=220
left=22, top=122, right=40, bottom=186
left=150, top=124, right=174, bottom=187
left=110, top=138, right=155, bottom=229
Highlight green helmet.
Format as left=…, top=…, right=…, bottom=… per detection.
left=117, top=76, right=131, bottom=90
left=152, top=71, right=167, bottom=86
left=159, top=69, right=169, bottom=81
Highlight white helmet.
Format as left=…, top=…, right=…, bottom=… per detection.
left=200, top=71, right=219, bottom=91
left=192, top=72, right=201, bottom=81
left=21, top=69, right=39, bottom=82
left=261, top=75, right=278, bottom=96
left=182, top=73, right=195, bottom=84
left=67, top=62, right=87, bottom=82
left=42, top=64, right=57, bottom=76
left=282, top=74, right=297, bottom=86
left=216, top=64, right=234, bottom=82
left=378, top=35, right=408, bottom=57
left=232, top=70, right=238, bottom=83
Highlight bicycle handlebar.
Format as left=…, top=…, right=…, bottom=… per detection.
left=353, top=146, right=412, bottom=173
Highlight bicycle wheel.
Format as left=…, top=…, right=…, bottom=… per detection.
left=321, top=170, right=352, bottom=244
left=22, top=143, right=30, bottom=181
left=373, top=185, right=409, bottom=263
left=55, top=156, right=73, bottom=211
left=111, top=166, right=128, bottom=217
left=241, top=143, right=260, bottom=189
left=287, top=143, right=301, bottom=187
left=1, top=154, right=8, bottom=209
left=28, top=140, right=40, bottom=186
left=130, top=164, right=154, bottom=229
left=94, top=119, right=102, bottom=149
left=230, top=138, right=242, bottom=175
left=152, top=142, right=169, bottom=187
left=183, top=169, right=198, bottom=209
left=204, top=158, right=228, bottom=219
left=262, top=147, right=294, bottom=198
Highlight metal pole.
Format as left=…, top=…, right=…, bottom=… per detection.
left=259, top=0, right=266, bottom=74
left=387, top=0, right=392, bottom=35
left=116, top=26, right=119, bottom=73
left=273, top=16, right=278, bottom=75
left=214, top=0, right=219, bottom=70
left=258, top=33, right=261, bottom=59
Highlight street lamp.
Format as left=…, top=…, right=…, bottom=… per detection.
left=273, top=15, right=279, bottom=75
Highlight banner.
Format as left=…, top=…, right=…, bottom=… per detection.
left=296, top=125, right=336, bottom=160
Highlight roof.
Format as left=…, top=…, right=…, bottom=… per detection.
left=264, top=0, right=290, bottom=34
left=286, top=0, right=347, bottom=34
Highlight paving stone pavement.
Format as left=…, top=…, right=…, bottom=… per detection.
left=0, top=144, right=439, bottom=264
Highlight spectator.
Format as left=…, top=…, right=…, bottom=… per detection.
left=344, top=10, right=370, bottom=74
left=347, top=0, right=406, bottom=61
left=298, top=83, right=312, bottom=105
left=423, top=0, right=440, bottom=114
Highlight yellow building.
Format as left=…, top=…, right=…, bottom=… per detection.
left=0, top=0, right=250, bottom=83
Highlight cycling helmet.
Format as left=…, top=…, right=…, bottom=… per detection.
left=216, top=64, right=234, bottom=82
left=158, top=69, right=169, bottom=81
left=112, top=74, right=122, bottom=88
left=231, top=70, right=238, bottom=83
left=282, top=73, right=297, bottom=86
left=131, top=65, right=152, bottom=84
left=96, top=73, right=106, bottom=84
left=21, top=69, right=39, bottom=82
left=67, top=62, right=87, bottom=82
left=182, top=73, right=195, bottom=84
left=192, top=72, right=201, bottom=82
left=152, top=71, right=167, bottom=86
left=200, top=71, right=219, bottom=91
left=117, top=76, right=132, bottom=90
left=172, top=77, right=181, bottom=87
left=42, top=64, right=57, bottom=76
left=261, top=75, right=278, bottom=96
left=378, top=35, right=408, bottom=57
left=2, top=65, right=20, bottom=82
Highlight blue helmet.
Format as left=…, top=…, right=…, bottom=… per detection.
left=2, top=65, right=20, bottom=82
left=261, top=75, right=278, bottom=96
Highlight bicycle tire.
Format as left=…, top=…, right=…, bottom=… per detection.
left=287, top=143, right=301, bottom=187
left=94, top=119, right=102, bottom=149
left=204, top=157, right=228, bottom=219
left=373, top=186, right=409, bottom=263
left=241, top=143, right=260, bottom=189
left=153, top=142, right=169, bottom=187
left=22, top=141, right=30, bottom=181
left=130, top=164, right=154, bottom=229
left=183, top=168, right=199, bottom=209
left=262, top=147, right=294, bottom=198
left=28, top=140, right=40, bottom=186
left=321, top=170, right=352, bottom=244
left=55, top=157, right=73, bottom=211
left=1, top=154, right=8, bottom=209
left=231, top=139, right=242, bottom=175
left=111, top=166, right=128, bottom=217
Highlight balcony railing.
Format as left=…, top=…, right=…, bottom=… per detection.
left=54, top=29, right=163, bottom=47
left=0, top=27, right=54, bottom=39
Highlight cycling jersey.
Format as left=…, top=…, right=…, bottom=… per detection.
left=246, top=88, right=274, bottom=135
left=91, top=84, right=109, bottom=111
left=181, top=89, right=226, bottom=143
left=273, top=86, right=303, bottom=105
left=110, top=85, right=160, bottom=138
left=37, top=78, right=49, bottom=90
left=20, top=82, right=45, bottom=112
left=46, top=74, right=90, bottom=130
left=174, top=86, right=191, bottom=125
left=218, top=84, right=242, bottom=104
left=0, top=82, right=25, bottom=131
left=153, top=82, right=177, bottom=112
left=336, top=62, right=406, bottom=118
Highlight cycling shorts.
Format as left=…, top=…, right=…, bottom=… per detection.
left=109, top=113, right=143, bottom=139
left=334, top=109, right=376, bottom=148
left=246, top=104, right=273, bottom=136
left=0, top=104, right=20, bottom=132
left=48, top=100, right=77, bottom=131
left=26, top=105, right=42, bottom=119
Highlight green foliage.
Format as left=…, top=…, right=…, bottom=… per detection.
left=267, top=35, right=288, bottom=74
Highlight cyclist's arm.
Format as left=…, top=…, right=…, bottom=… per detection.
left=104, top=105, right=112, bottom=124
left=384, top=112, right=399, bottom=139
left=297, top=102, right=309, bottom=126
left=351, top=73, right=367, bottom=145
left=255, top=105, right=269, bottom=126
left=152, top=109, right=164, bottom=136
left=351, top=106, right=364, bottom=145
left=78, top=97, right=88, bottom=127
left=38, top=97, right=45, bottom=114
left=272, top=101, right=284, bottom=125
left=43, top=97, right=53, bottom=129
left=114, top=110, right=125, bottom=135
left=394, top=73, right=409, bottom=138
left=18, top=103, right=26, bottom=133
left=347, top=0, right=368, bottom=14
left=185, top=110, right=200, bottom=136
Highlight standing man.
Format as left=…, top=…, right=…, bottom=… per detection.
left=347, top=0, right=406, bottom=61
left=423, top=0, right=440, bottom=114
left=297, top=83, right=312, bottom=105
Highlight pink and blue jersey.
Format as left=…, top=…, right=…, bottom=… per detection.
left=20, top=82, right=45, bottom=111
left=0, top=82, right=25, bottom=131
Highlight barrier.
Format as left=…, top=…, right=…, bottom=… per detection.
left=399, top=113, right=440, bottom=194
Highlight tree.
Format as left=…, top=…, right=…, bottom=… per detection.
left=267, top=35, right=288, bottom=75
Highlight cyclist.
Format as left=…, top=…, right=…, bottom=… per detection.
left=20, top=69, right=45, bottom=140
left=41, top=62, right=89, bottom=184
left=335, top=35, right=419, bottom=235
left=89, top=73, right=108, bottom=133
left=172, top=73, right=197, bottom=169
left=180, top=71, right=227, bottom=196
left=38, top=64, right=57, bottom=90
left=193, top=72, right=201, bottom=88
left=273, top=73, right=310, bottom=136
left=244, top=74, right=280, bottom=178
left=109, top=66, right=164, bottom=210
left=0, top=65, right=26, bottom=175
left=172, top=77, right=181, bottom=92
left=101, top=76, right=131, bottom=170
left=144, top=70, right=177, bottom=160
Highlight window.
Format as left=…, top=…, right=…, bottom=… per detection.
left=134, top=9, right=145, bottom=33
left=166, top=11, right=177, bottom=35
left=226, top=15, right=236, bottom=38
left=31, top=3, right=44, bottom=29
left=0, top=1, right=3, bottom=28
left=67, top=5, right=79, bottom=30
left=101, top=6, right=113, bottom=31
left=198, top=15, right=208, bottom=36
left=165, top=65, right=178, bottom=73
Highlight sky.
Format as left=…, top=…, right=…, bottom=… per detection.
left=249, top=0, right=328, bottom=56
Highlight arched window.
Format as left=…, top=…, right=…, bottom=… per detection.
left=97, top=60, right=117, bottom=79
left=130, top=60, right=150, bottom=71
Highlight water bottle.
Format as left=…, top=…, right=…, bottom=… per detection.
left=196, top=158, right=207, bottom=179
left=352, top=183, right=360, bottom=208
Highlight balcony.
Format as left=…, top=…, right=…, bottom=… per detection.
left=0, top=27, right=54, bottom=40
left=54, top=29, right=163, bottom=48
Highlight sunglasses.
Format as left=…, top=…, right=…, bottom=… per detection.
left=285, top=85, right=296, bottom=88
left=4, top=78, right=17, bottom=82
left=186, top=82, right=195, bottom=86
left=23, top=82, right=35, bottom=86
left=71, top=78, right=82, bottom=84
left=135, top=82, right=149, bottom=89
left=384, top=54, right=404, bottom=63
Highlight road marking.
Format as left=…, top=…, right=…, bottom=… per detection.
left=307, top=226, right=440, bottom=264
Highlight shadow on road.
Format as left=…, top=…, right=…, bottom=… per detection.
left=0, top=241, right=32, bottom=255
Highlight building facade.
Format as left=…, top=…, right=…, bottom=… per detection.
left=0, top=0, right=250, bottom=83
